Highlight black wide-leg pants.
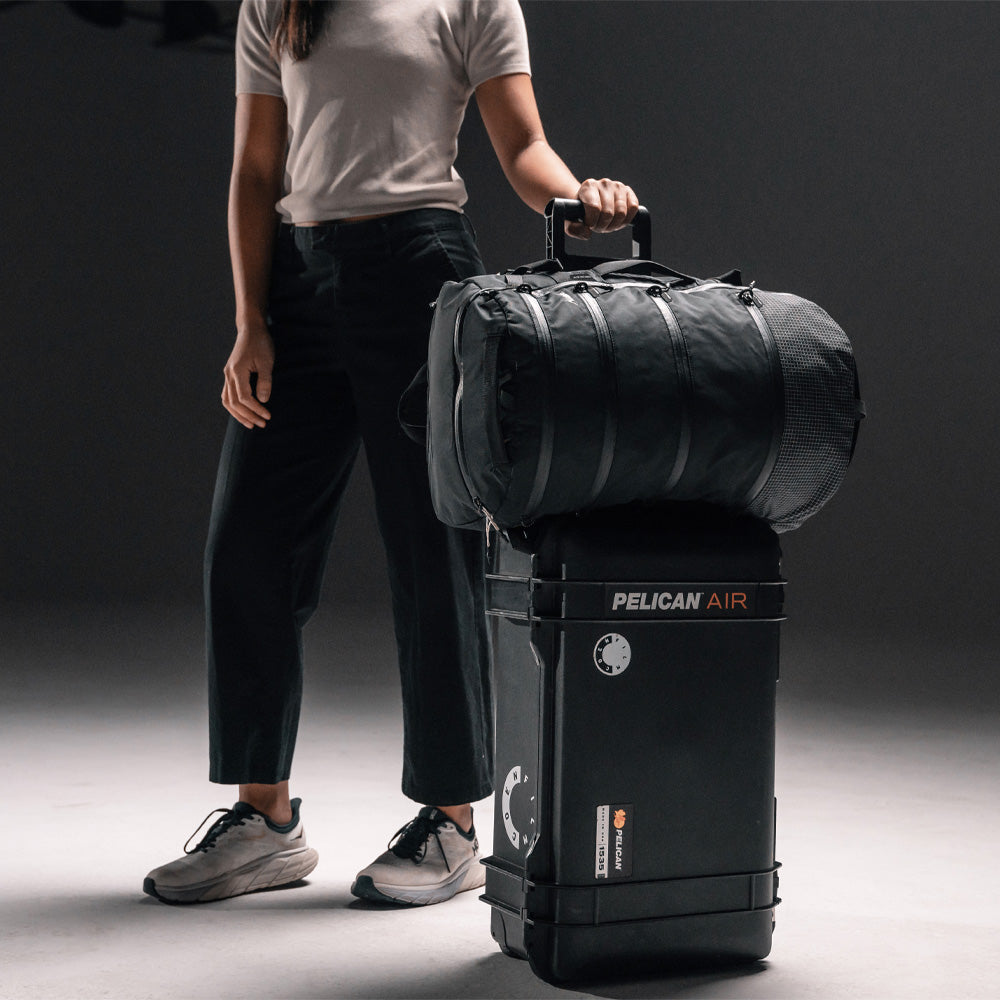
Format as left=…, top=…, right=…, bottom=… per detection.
left=205, top=208, right=492, bottom=806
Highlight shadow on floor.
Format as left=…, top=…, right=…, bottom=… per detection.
left=291, top=951, right=774, bottom=999
left=14, top=890, right=780, bottom=999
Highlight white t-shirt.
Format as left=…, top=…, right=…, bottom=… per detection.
left=236, top=0, right=532, bottom=223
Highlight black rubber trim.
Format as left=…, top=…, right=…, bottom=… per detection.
left=482, top=860, right=781, bottom=926
left=451, top=288, right=493, bottom=520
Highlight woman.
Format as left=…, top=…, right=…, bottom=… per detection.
left=145, top=0, right=638, bottom=907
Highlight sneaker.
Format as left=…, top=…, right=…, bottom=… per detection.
left=351, top=806, right=485, bottom=906
left=143, top=798, right=319, bottom=904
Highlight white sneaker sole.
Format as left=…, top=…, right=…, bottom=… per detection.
left=144, top=846, right=319, bottom=904
left=351, top=855, right=485, bottom=906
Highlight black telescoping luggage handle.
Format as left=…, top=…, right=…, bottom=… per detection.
left=545, top=199, right=704, bottom=285
left=546, top=197, right=651, bottom=266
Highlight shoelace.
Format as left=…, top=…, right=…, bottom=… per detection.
left=388, top=814, right=452, bottom=872
left=183, top=807, right=248, bottom=855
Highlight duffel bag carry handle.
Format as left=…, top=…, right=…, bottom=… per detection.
left=592, top=259, right=699, bottom=284
left=594, top=259, right=745, bottom=288
left=508, top=258, right=563, bottom=276
left=398, top=363, right=429, bottom=446
left=546, top=197, right=651, bottom=267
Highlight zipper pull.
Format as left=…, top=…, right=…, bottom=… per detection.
left=739, top=281, right=759, bottom=307
left=473, top=497, right=501, bottom=548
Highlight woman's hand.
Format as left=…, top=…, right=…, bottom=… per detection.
left=566, top=178, right=640, bottom=240
left=222, top=320, right=274, bottom=429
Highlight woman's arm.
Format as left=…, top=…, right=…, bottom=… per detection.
left=475, top=73, right=638, bottom=238
left=223, top=92, right=287, bottom=429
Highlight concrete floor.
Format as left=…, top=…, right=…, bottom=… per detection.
left=1, top=603, right=997, bottom=999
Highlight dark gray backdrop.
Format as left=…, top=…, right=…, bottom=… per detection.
left=3, top=3, right=998, bottom=661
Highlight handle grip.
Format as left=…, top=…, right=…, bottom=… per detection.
left=545, top=198, right=651, bottom=267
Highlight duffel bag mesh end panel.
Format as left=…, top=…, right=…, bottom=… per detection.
left=747, top=293, right=863, bottom=532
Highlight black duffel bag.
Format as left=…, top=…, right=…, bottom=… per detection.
left=400, top=200, right=864, bottom=534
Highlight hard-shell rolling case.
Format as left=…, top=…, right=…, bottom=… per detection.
left=481, top=502, right=784, bottom=984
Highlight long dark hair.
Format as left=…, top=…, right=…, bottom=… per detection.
left=269, top=1, right=330, bottom=63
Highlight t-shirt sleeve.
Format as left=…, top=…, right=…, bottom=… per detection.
left=463, top=0, right=532, bottom=90
left=235, top=0, right=283, bottom=97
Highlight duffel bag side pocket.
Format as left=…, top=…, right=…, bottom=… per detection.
left=426, top=280, right=491, bottom=530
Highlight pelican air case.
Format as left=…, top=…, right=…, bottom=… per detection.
left=481, top=502, right=784, bottom=984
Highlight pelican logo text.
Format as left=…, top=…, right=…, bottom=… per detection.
left=595, top=803, right=633, bottom=879
left=607, top=588, right=751, bottom=615
left=611, top=591, right=704, bottom=612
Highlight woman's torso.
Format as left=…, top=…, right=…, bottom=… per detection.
left=236, top=0, right=531, bottom=225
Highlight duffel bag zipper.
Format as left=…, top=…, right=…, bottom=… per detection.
left=578, top=287, right=619, bottom=506
left=453, top=285, right=553, bottom=537
left=535, top=279, right=614, bottom=294
left=646, top=286, right=692, bottom=492
left=674, top=279, right=741, bottom=294
left=511, top=276, right=740, bottom=297
left=453, top=288, right=500, bottom=531
left=532, top=279, right=743, bottom=297
left=520, top=278, right=670, bottom=297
